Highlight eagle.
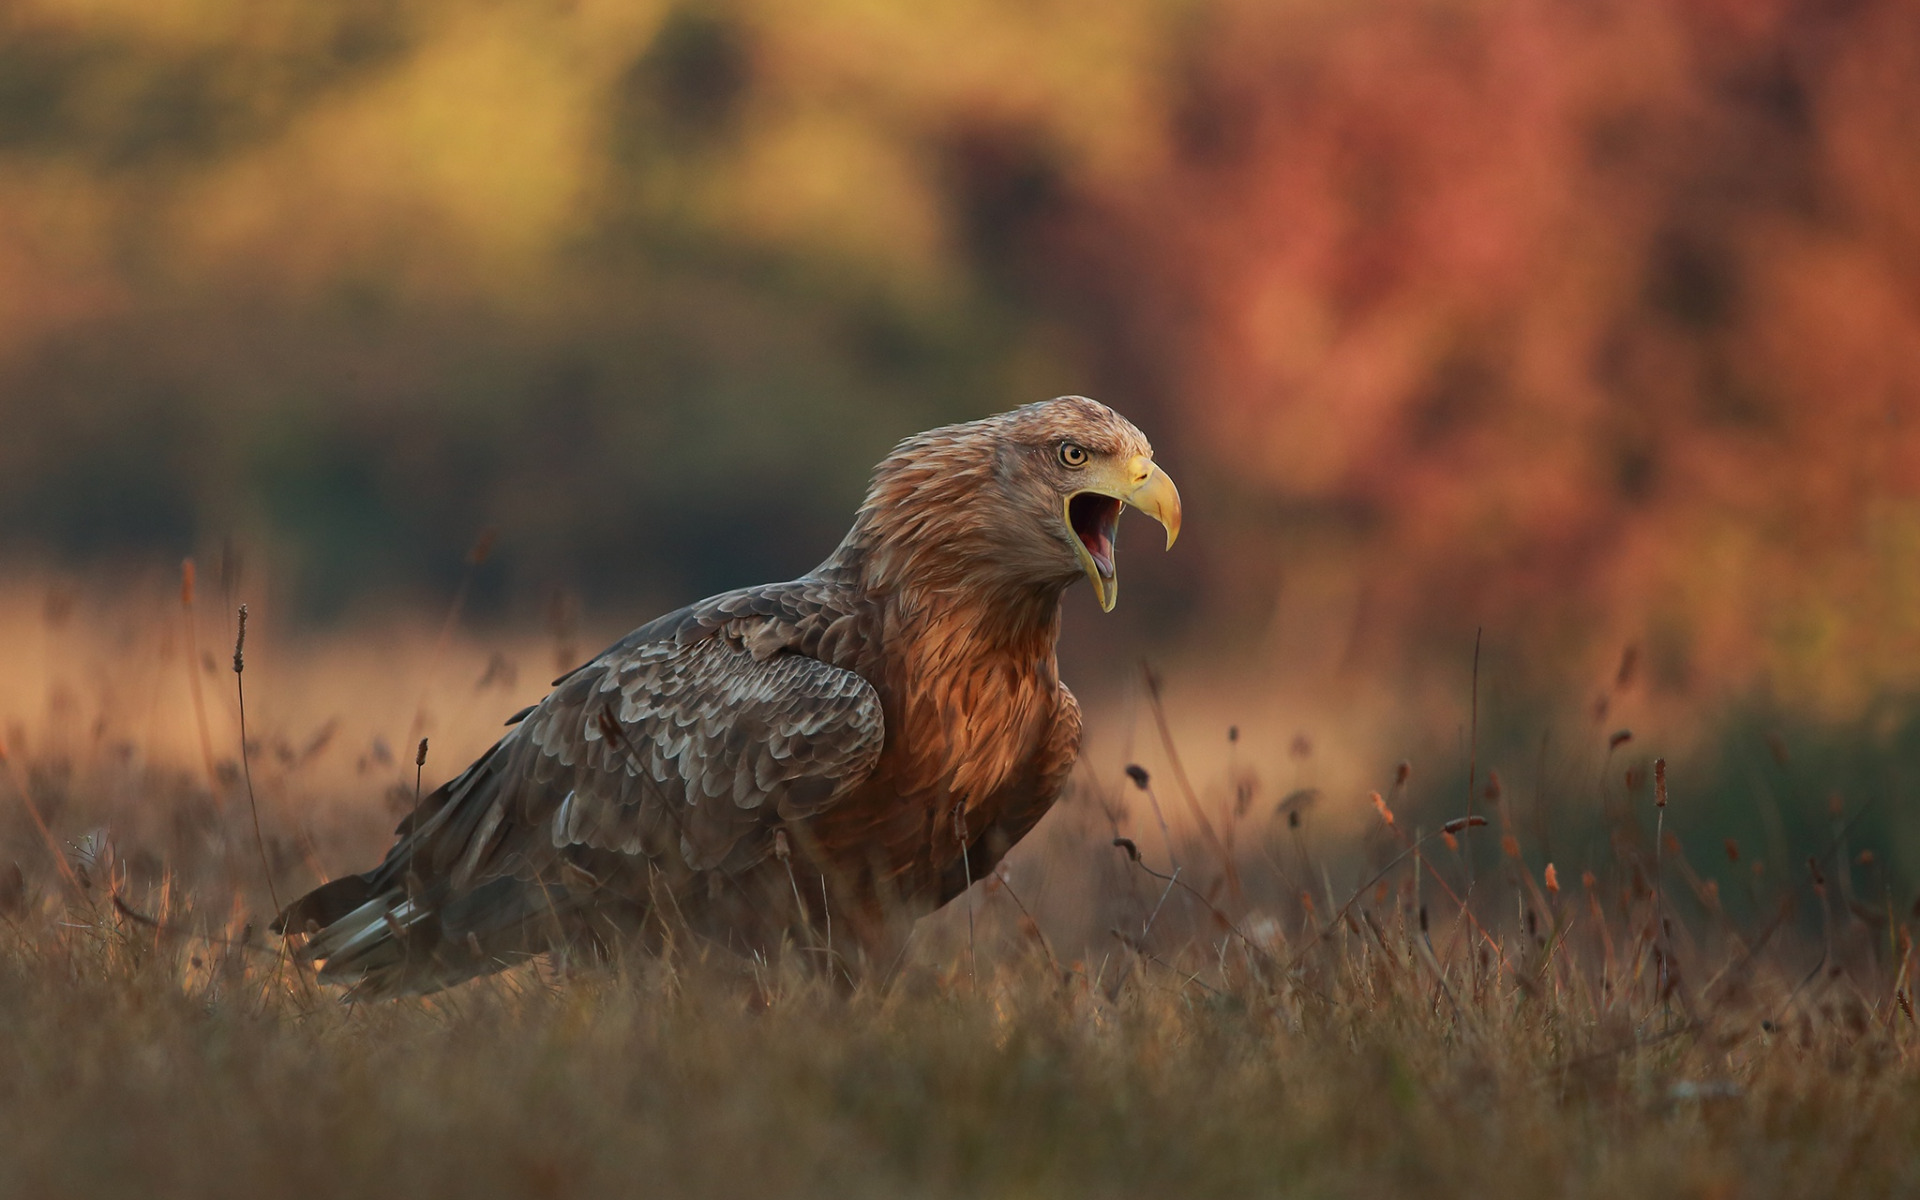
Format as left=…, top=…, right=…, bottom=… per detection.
left=276, top=396, right=1181, bottom=995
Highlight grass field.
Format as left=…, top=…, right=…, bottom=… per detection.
left=2, top=583, right=1917, bottom=1199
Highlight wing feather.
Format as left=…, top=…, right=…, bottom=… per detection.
left=469, top=623, right=882, bottom=876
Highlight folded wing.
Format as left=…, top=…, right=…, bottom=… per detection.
left=279, top=615, right=884, bottom=995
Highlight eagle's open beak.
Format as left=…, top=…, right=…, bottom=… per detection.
left=1065, top=456, right=1182, bottom=612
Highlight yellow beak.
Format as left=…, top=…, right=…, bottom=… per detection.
left=1065, top=456, right=1182, bottom=612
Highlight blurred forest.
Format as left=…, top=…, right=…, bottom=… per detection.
left=2, top=0, right=1919, bottom=716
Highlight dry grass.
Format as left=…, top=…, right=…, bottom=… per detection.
left=5, top=855, right=1917, bottom=1198
left=2, top=585, right=1918, bottom=1199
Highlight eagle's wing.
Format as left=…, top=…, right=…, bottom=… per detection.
left=281, top=582, right=883, bottom=990
left=502, top=631, right=882, bottom=875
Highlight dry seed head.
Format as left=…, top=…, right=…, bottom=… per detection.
left=1485, top=769, right=1502, bottom=802
left=1581, top=869, right=1597, bottom=890
left=1441, top=814, right=1487, bottom=835
left=232, top=605, right=248, bottom=674
left=1609, top=729, right=1633, bottom=750
left=1501, top=834, right=1519, bottom=859
left=1370, top=791, right=1394, bottom=827
left=1544, top=863, right=1560, bottom=893
left=1124, top=764, right=1149, bottom=789
left=415, top=738, right=429, bottom=768
left=594, top=710, right=625, bottom=747
left=1441, top=831, right=1459, bottom=852
left=1615, top=644, right=1638, bottom=689
left=1724, top=838, right=1740, bottom=863
left=181, top=558, right=196, bottom=607
left=1394, top=761, right=1411, bottom=786
left=1653, top=757, right=1667, bottom=807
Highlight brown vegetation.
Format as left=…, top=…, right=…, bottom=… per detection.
left=1082, top=0, right=1920, bottom=702
left=1, top=587, right=1916, bottom=1197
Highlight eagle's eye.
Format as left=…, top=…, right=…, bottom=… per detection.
left=1057, top=442, right=1089, bottom=469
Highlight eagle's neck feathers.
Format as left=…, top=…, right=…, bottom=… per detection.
left=813, top=423, right=1071, bottom=813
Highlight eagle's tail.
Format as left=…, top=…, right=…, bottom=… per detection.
left=278, top=874, right=567, bottom=998
left=272, top=738, right=576, bottom=998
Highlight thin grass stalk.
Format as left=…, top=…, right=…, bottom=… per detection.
left=232, top=605, right=280, bottom=914
left=1139, top=664, right=1242, bottom=907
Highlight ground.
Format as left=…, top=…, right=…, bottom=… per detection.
left=1, top=604, right=1915, bottom=1199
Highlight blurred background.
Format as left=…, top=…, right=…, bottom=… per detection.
left=4, top=0, right=1920, bottom=907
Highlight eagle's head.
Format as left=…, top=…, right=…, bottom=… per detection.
left=858, top=395, right=1182, bottom=612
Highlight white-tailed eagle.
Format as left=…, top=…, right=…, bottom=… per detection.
left=276, top=396, right=1180, bottom=995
